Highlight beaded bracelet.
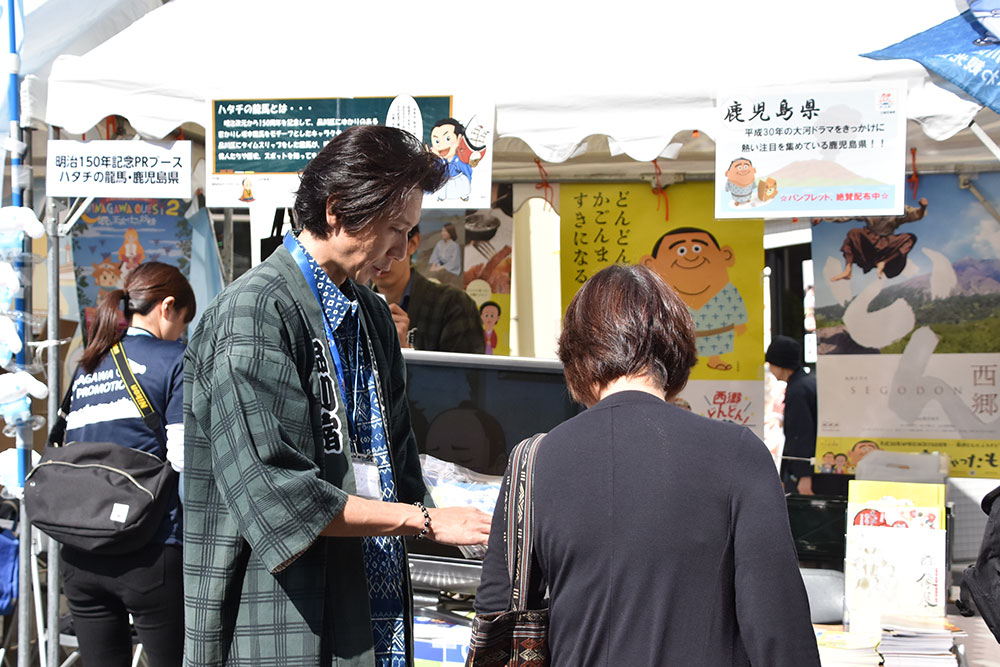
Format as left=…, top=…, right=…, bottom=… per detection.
left=413, top=502, right=431, bottom=540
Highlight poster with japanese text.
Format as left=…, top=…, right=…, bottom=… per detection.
left=208, top=96, right=494, bottom=210
left=415, top=184, right=513, bottom=356
left=560, top=182, right=765, bottom=436
left=71, top=198, right=191, bottom=337
left=813, top=173, right=1000, bottom=479
left=46, top=140, right=192, bottom=199
left=715, top=82, right=906, bottom=219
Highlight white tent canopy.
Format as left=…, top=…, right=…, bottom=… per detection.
left=42, top=0, right=997, bottom=179
left=14, top=0, right=160, bottom=130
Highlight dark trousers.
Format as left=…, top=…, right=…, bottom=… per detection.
left=60, top=543, right=183, bottom=667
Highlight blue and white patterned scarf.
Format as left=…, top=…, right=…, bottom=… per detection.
left=293, top=236, right=407, bottom=667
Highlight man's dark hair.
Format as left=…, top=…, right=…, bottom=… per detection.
left=558, top=264, right=696, bottom=406
left=294, top=125, right=447, bottom=239
left=729, top=157, right=752, bottom=169
left=650, top=226, right=721, bottom=258
left=479, top=301, right=501, bottom=317
left=431, top=117, right=466, bottom=136
left=408, top=224, right=421, bottom=240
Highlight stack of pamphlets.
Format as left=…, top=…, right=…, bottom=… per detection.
left=878, top=615, right=967, bottom=666
left=844, top=480, right=948, bottom=621
left=813, top=625, right=881, bottom=666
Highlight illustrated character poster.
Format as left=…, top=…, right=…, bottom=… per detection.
left=409, top=98, right=495, bottom=211
left=714, top=82, right=906, bottom=220
left=71, top=198, right=191, bottom=337
left=812, top=173, right=1000, bottom=478
left=560, top=182, right=765, bottom=436
left=209, top=95, right=494, bottom=210
left=413, top=184, right=513, bottom=355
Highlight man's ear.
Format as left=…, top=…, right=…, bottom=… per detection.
left=721, top=246, right=735, bottom=266
left=325, top=197, right=341, bottom=235
left=639, top=254, right=655, bottom=268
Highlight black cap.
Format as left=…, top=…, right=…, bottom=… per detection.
left=765, top=335, right=802, bottom=370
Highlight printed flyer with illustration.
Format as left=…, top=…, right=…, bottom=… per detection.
left=812, top=173, right=1000, bottom=478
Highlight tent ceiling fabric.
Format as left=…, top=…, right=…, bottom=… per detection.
left=44, top=0, right=994, bottom=174
left=11, top=0, right=160, bottom=127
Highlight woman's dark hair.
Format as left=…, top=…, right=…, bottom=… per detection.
left=558, top=264, right=696, bottom=406
left=80, top=262, right=196, bottom=373
left=294, top=125, right=448, bottom=239
left=441, top=222, right=457, bottom=241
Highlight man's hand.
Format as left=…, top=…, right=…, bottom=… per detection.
left=426, top=506, right=492, bottom=546
left=388, top=303, right=411, bottom=348
left=796, top=476, right=814, bottom=496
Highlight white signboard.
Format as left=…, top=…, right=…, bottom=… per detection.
left=714, top=82, right=906, bottom=219
left=46, top=140, right=192, bottom=199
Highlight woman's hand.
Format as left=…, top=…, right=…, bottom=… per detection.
left=426, top=506, right=492, bottom=546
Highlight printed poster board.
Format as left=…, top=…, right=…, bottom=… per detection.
left=560, top=182, right=765, bottom=436
left=812, top=173, right=1000, bottom=478
left=416, top=184, right=514, bottom=356
left=715, top=82, right=906, bottom=219
left=70, top=198, right=192, bottom=336
left=208, top=95, right=494, bottom=210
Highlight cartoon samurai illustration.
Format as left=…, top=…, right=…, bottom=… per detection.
left=428, top=117, right=486, bottom=202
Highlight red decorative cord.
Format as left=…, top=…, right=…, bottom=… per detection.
left=906, top=147, right=920, bottom=200
left=652, top=159, right=669, bottom=221
left=534, top=159, right=555, bottom=210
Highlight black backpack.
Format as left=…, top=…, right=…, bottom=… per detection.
left=957, top=483, right=1000, bottom=643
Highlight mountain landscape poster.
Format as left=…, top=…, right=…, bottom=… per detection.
left=811, top=173, right=1000, bottom=478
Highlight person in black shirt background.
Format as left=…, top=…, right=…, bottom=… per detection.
left=766, top=335, right=818, bottom=495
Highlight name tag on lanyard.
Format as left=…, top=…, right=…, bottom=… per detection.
left=352, top=457, right=382, bottom=500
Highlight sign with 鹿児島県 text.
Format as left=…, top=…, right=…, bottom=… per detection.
left=714, top=82, right=906, bottom=220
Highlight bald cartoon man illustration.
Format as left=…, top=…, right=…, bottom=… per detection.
left=641, top=227, right=747, bottom=371
left=724, top=157, right=756, bottom=206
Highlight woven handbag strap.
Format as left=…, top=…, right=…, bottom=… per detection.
left=506, top=432, right=545, bottom=612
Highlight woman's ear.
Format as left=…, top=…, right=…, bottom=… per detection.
left=160, top=296, right=177, bottom=318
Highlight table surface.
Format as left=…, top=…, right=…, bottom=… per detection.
left=951, top=613, right=999, bottom=667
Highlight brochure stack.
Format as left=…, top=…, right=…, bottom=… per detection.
left=813, top=625, right=880, bottom=666
left=878, top=615, right=967, bottom=666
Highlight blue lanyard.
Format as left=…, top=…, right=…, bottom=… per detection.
left=283, top=232, right=363, bottom=439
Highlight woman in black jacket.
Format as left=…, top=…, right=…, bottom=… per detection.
left=475, top=264, right=820, bottom=666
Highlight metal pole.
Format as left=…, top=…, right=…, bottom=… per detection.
left=45, top=125, right=61, bottom=667
left=223, top=207, right=234, bottom=283
left=7, top=1, right=33, bottom=663
left=969, top=120, right=1000, bottom=164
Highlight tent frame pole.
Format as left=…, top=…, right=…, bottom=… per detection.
left=45, top=124, right=61, bottom=667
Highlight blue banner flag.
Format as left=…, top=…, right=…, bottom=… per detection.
left=863, top=10, right=1000, bottom=114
